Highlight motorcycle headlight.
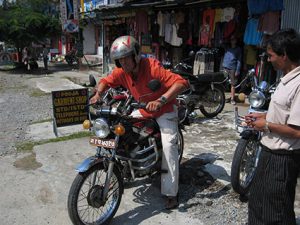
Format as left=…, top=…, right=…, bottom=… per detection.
left=249, top=90, right=266, bottom=108
left=93, top=118, right=110, bottom=138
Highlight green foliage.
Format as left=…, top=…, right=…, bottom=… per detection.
left=0, top=0, right=61, bottom=50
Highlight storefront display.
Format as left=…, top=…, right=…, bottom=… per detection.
left=82, top=0, right=284, bottom=83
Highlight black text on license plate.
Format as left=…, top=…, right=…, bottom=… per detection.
left=89, top=137, right=116, bottom=148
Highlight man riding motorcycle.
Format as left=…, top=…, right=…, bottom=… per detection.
left=90, top=35, right=189, bottom=209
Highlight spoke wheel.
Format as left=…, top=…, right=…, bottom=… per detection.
left=199, top=85, right=225, bottom=118
left=68, top=163, right=123, bottom=225
left=231, top=137, right=261, bottom=195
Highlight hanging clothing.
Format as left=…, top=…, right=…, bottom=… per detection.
left=157, top=11, right=164, bottom=37
left=135, top=10, right=148, bottom=37
left=165, top=23, right=173, bottom=44
left=214, top=22, right=226, bottom=47
left=151, top=22, right=160, bottom=43
left=199, top=24, right=210, bottom=46
left=175, top=11, right=185, bottom=25
left=213, top=8, right=223, bottom=36
left=244, top=45, right=257, bottom=66
left=223, top=19, right=237, bottom=40
left=202, top=8, right=215, bottom=41
left=243, top=18, right=263, bottom=46
left=247, top=0, right=284, bottom=15
left=170, top=24, right=183, bottom=46
left=222, top=7, right=235, bottom=22
left=258, top=11, right=280, bottom=35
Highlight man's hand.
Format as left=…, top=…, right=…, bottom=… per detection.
left=245, top=113, right=267, bottom=129
left=90, top=92, right=101, bottom=104
left=251, top=118, right=268, bottom=131
left=146, top=100, right=163, bottom=112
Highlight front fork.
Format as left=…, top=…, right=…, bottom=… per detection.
left=102, top=160, right=115, bottom=200
left=101, top=135, right=120, bottom=200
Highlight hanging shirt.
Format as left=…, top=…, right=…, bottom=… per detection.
left=135, top=10, right=148, bottom=37
left=202, top=8, right=215, bottom=42
left=164, top=23, right=172, bottom=44
left=247, top=0, right=284, bottom=15
left=213, top=8, right=223, bottom=35
left=199, top=24, right=210, bottom=46
left=244, top=45, right=257, bottom=66
left=222, top=7, right=235, bottom=22
left=157, top=11, right=164, bottom=36
left=258, top=11, right=280, bottom=35
left=151, top=22, right=160, bottom=43
left=243, top=18, right=263, bottom=46
left=170, top=24, right=183, bottom=46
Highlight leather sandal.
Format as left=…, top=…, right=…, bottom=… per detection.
left=165, top=196, right=179, bottom=209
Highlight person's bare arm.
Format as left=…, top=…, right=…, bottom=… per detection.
left=146, top=83, right=187, bottom=112
left=89, top=82, right=108, bottom=104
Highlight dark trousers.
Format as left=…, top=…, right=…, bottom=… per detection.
left=43, top=57, right=48, bottom=70
left=248, top=146, right=300, bottom=225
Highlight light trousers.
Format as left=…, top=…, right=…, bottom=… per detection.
left=131, top=106, right=179, bottom=197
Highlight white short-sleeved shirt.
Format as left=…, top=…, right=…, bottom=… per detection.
left=261, top=66, right=300, bottom=150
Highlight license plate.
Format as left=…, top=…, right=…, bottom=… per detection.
left=89, top=137, right=116, bottom=149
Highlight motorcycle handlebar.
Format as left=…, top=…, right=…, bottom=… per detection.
left=131, top=102, right=147, bottom=109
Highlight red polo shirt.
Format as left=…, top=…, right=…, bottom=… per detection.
left=100, top=57, right=189, bottom=118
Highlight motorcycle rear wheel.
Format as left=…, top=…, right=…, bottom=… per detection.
left=231, top=137, right=261, bottom=195
left=68, top=163, right=123, bottom=225
left=199, top=85, right=225, bottom=118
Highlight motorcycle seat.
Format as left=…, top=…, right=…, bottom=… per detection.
left=195, top=72, right=225, bottom=83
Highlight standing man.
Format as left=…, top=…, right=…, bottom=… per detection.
left=246, top=28, right=300, bottom=225
left=90, top=35, right=189, bottom=209
left=222, top=35, right=242, bottom=105
left=42, top=44, right=49, bottom=71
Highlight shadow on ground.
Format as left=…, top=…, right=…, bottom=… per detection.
left=111, top=156, right=229, bottom=225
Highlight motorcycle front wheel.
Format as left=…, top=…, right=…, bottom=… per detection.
left=231, top=137, right=261, bottom=195
left=199, top=85, right=225, bottom=118
left=68, top=163, right=124, bottom=225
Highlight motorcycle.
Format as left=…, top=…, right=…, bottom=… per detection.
left=67, top=79, right=185, bottom=225
left=165, top=51, right=228, bottom=119
left=65, top=49, right=79, bottom=66
left=231, top=68, right=277, bottom=196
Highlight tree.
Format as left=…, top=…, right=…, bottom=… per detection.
left=0, top=0, right=61, bottom=61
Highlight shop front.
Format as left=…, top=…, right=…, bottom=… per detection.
left=83, top=0, right=285, bottom=84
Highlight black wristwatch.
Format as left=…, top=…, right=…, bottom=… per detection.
left=158, top=96, right=167, bottom=105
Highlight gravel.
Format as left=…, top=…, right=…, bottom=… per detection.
left=0, top=71, right=52, bottom=155
left=0, top=69, right=249, bottom=224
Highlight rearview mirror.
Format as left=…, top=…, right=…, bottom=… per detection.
left=89, top=74, right=97, bottom=87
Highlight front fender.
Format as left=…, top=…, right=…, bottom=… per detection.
left=76, top=156, right=104, bottom=173
left=240, top=129, right=259, bottom=139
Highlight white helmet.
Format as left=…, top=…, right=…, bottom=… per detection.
left=110, top=35, right=141, bottom=68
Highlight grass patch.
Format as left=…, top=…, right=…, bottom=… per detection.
left=30, top=89, right=50, bottom=97
left=16, top=131, right=91, bottom=152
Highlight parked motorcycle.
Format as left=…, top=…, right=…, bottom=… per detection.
left=167, top=53, right=228, bottom=119
left=67, top=79, right=184, bottom=225
left=65, top=49, right=79, bottom=66
left=231, top=68, right=277, bottom=196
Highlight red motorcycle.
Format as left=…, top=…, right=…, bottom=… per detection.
left=67, top=80, right=185, bottom=225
